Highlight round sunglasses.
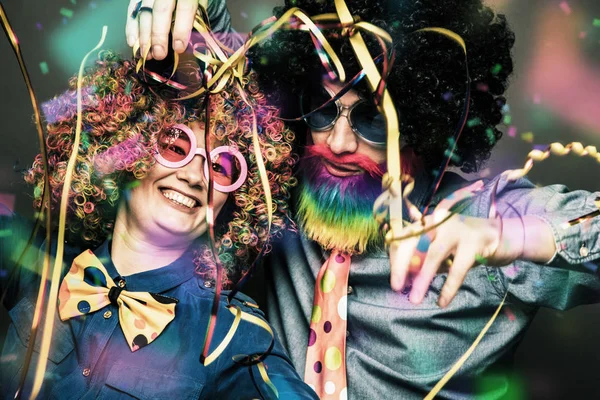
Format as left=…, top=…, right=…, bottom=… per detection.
left=154, top=124, right=248, bottom=193
left=301, top=85, right=387, bottom=148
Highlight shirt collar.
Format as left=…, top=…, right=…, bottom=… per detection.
left=407, top=167, right=433, bottom=211
left=93, top=240, right=198, bottom=293
left=408, top=169, right=467, bottom=211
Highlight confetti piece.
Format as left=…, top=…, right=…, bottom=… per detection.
left=504, top=265, right=519, bottom=278
left=476, top=82, right=489, bottom=92
left=443, top=149, right=461, bottom=163
left=559, top=1, right=572, bottom=15
left=507, top=126, right=517, bottom=138
left=442, top=92, right=453, bottom=101
left=583, top=262, right=598, bottom=273
left=491, top=64, right=502, bottom=75
left=503, top=115, right=512, bottom=125
left=486, top=128, right=496, bottom=145
left=467, top=117, right=481, bottom=128
left=36, top=22, right=43, bottom=30
left=125, top=180, right=142, bottom=189
left=502, top=104, right=510, bottom=114
left=521, top=132, right=534, bottom=143
left=39, top=61, right=49, bottom=75
left=593, top=19, right=600, bottom=28
left=447, top=137, right=456, bottom=147
left=487, top=274, right=495, bottom=281
left=534, top=280, right=543, bottom=287
left=504, top=307, right=516, bottom=321
left=60, top=8, right=73, bottom=18
left=476, top=255, right=488, bottom=265
left=0, top=354, right=17, bottom=363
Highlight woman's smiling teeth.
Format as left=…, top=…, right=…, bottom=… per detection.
left=161, top=189, right=198, bottom=208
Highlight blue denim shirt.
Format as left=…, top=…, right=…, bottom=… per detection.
left=265, top=172, right=600, bottom=399
left=0, top=214, right=317, bottom=399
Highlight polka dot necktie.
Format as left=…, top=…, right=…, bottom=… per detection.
left=304, top=250, right=350, bottom=399
left=58, top=250, right=178, bottom=352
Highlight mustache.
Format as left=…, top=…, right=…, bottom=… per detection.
left=303, top=144, right=385, bottom=178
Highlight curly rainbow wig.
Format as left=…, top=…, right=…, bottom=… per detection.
left=249, top=0, right=515, bottom=173
left=25, top=51, right=297, bottom=285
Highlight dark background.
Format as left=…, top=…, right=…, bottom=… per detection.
left=1, top=0, right=599, bottom=398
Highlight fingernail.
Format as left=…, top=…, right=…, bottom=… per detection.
left=152, top=45, right=164, bottom=57
left=392, top=279, right=404, bottom=292
left=438, top=297, right=447, bottom=308
left=174, top=40, right=185, bottom=52
left=409, top=289, right=421, bottom=304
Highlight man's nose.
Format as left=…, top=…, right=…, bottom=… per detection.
left=326, top=109, right=358, bottom=154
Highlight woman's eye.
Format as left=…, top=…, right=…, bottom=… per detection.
left=171, top=145, right=186, bottom=156
left=211, top=163, right=227, bottom=175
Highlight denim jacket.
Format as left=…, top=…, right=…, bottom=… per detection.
left=0, top=213, right=317, bottom=399
left=266, top=172, right=600, bottom=399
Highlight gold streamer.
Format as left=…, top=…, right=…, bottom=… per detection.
left=203, top=305, right=243, bottom=366
left=219, top=306, right=279, bottom=399
left=424, top=293, right=508, bottom=399
left=257, top=361, right=279, bottom=398
left=333, top=0, right=406, bottom=253
left=502, top=142, right=600, bottom=182
left=30, top=26, right=108, bottom=399
left=0, top=5, right=53, bottom=399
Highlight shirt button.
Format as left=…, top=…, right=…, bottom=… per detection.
left=204, top=281, right=213, bottom=288
left=82, top=368, right=91, bottom=377
left=103, top=310, right=112, bottom=319
left=347, top=285, right=353, bottom=295
left=117, top=279, right=126, bottom=288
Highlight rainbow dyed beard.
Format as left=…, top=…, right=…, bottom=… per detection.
left=296, top=156, right=385, bottom=254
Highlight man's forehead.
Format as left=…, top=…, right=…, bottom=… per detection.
left=321, top=78, right=362, bottom=104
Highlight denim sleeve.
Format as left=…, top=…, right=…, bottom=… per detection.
left=0, top=208, right=44, bottom=311
left=480, top=175, right=600, bottom=310
left=211, top=304, right=318, bottom=399
left=207, top=0, right=244, bottom=50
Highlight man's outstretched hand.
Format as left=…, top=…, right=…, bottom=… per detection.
left=388, top=181, right=555, bottom=308
left=126, top=0, right=199, bottom=60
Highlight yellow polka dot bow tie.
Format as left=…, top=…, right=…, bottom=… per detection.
left=58, top=250, right=178, bottom=352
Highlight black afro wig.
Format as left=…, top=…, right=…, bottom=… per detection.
left=249, top=0, right=516, bottom=173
